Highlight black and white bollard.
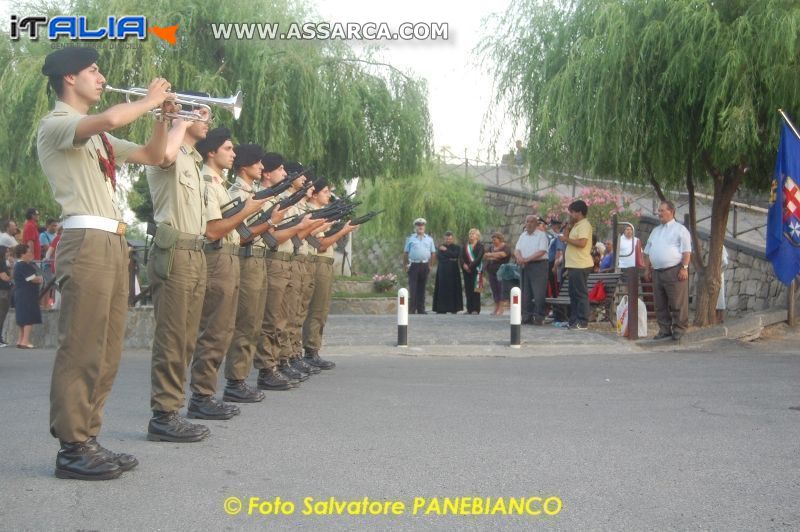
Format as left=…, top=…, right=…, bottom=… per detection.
left=510, top=286, right=521, bottom=348
left=397, top=288, right=408, bottom=347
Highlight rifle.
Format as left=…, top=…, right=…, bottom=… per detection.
left=242, top=180, right=315, bottom=249
left=222, top=168, right=312, bottom=240
left=278, top=195, right=361, bottom=249
left=321, top=210, right=382, bottom=238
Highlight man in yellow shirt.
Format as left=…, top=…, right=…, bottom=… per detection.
left=558, top=200, right=593, bottom=330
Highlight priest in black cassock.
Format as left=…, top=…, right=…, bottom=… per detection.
left=432, top=231, right=463, bottom=313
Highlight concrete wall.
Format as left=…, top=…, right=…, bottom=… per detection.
left=4, top=306, right=156, bottom=349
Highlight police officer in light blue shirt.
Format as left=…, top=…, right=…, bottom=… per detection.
left=403, top=218, right=436, bottom=314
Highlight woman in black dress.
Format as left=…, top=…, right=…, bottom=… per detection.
left=12, top=244, right=43, bottom=348
left=460, top=228, right=485, bottom=315
left=432, top=231, right=463, bottom=313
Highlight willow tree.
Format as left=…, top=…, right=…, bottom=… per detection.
left=358, top=164, right=500, bottom=241
left=1, top=0, right=431, bottom=222
left=482, top=0, right=800, bottom=326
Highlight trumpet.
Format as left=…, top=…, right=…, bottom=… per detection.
left=104, top=85, right=243, bottom=122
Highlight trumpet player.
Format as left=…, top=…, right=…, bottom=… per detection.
left=145, top=94, right=209, bottom=444
left=37, top=47, right=175, bottom=480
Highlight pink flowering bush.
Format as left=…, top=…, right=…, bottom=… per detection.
left=532, top=186, right=641, bottom=229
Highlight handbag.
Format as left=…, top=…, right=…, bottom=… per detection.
left=588, top=280, right=606, bottom=303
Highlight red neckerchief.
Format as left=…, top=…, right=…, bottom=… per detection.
left=97, top=132, right=117, bottom=192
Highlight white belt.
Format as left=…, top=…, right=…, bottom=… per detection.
left=63, top=215, right=127, bottom=236
left=409, top=260, right=429, bottom=264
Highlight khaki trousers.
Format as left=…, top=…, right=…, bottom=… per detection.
left=149, top=249, right=207, bottom=412
left=302, top=259, right=333, bottom=353
left=50, top=229, right=128, bottom=442
left=653, top=264, right=689, bottom=336
left=190, top=252, right=240, bottom=396
left=255, top=258, right=291, bottom=371
left=288, top=261, right=317, bottom=357
left=282, top=258, right=309, bottom=361
left=225, top=255, right=267, bottom=381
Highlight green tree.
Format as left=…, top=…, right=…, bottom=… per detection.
left=1, top=0, right=431, bottom=222
left=483, top=0, right=800, bottom=326
left=358, top=163, right=499, bottom=241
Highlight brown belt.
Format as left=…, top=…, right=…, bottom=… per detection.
left=265, top=250, right=293, bottom=262
left=315, top=256, right=334, bottom=265
left=239, top=246, right=267, bottom=258
left=174, top=236, right=205, bottom=251
left=204, top=242, right=239, bottom=255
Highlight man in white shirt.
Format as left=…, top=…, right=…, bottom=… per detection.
left=515, top=215, right=550, bottom=324
left=0, top=220, right=19, bottom=248
left=643, top=200, right=692, bottom=341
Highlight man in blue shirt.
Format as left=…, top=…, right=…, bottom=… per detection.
left=403, top=218, right=436, bottom=314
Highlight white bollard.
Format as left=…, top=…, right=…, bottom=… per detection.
left=397, top=288, right=408, bottom=347
left=510, top=286, right=521, bottom=348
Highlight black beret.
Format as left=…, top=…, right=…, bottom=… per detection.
left=312, top=177, right=328, bottom=193
left=284, top=161, right=304, bottom=175
left=196, top=127, right=232, bottom=158
left=261, top=152, right=284, bottom=173
left=233, top=143, right=265, bottom=168
left=42, top=47, right=98, bottom=77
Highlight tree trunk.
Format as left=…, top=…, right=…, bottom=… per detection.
left=693, top=153, right=745, bottom=327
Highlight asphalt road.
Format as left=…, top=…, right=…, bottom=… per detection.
left=1, top=315, right=798, bottom=531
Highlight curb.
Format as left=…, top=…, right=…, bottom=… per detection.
left=635, top=308, right=790, bottom=348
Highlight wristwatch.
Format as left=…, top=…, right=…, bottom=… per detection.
left=681, top=264, right=689, bottom=270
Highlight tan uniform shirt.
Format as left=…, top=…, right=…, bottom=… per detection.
left=146, top=143, right=205, bottom=235
left=203, top=165, right=240, bottom=246
left=276, top=190, right=300, bottom=255
left=295, top=200, right=313, bottom=256
left=307, top=202, right=334, bottom=258
left=37, top=101, right=140, bottom=220
left=229, top=176, right=265, bottom=249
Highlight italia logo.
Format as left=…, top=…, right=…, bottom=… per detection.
left=9, top=15, right=178, bottom=45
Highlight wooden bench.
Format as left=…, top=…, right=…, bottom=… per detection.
left=545, top=272, right=624, bottom=323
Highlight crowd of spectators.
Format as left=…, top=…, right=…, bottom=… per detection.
left=0, top=209, right=60, bottom=348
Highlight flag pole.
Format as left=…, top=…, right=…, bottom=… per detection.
left=778, top=109, right=800, bottom=141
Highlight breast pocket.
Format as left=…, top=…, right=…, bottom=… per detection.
left=178, top=171, right=197, bottom=203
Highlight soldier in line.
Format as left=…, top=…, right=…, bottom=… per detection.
left=277, top=165, right=332, bottom=381
left=187, top=128, right=267, bottom=419
left=302, top=179, right=357, bottom=369
left=223, top=143, right=283, bottom=402
left=145, top=96, right=212, bottom=443
left=38, top=47, right=173, bottom=480
left=255, top=154, right=322, bottom=390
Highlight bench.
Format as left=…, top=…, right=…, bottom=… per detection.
left=545, top=272, right=624, bottom=324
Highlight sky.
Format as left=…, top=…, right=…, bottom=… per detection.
left=313, top=0, right=518, bottom=164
